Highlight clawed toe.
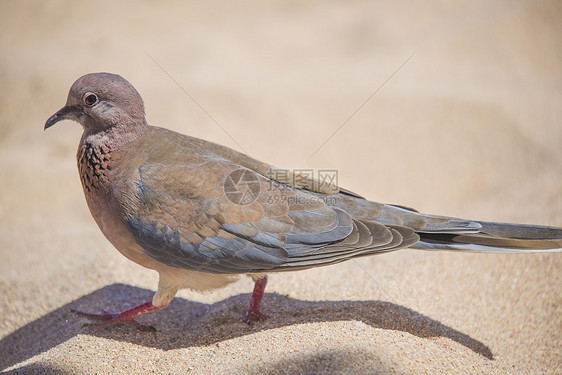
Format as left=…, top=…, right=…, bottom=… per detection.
left=70, top=309, right=116, bottom=321
left=69, top=301, right=165, bottom=331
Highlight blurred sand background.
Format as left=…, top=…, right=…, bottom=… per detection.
left=1, top=0, right=561, bottom=373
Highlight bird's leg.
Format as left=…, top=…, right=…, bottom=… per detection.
left=71, top=301, right=168, bottom=331
left=245, top=275, right=268, bottom=324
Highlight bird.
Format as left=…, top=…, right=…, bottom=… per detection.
left=45, top=72, right=562, bottom=330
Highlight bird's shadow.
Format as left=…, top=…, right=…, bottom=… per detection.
left=0, top=283, right=493, bottom=371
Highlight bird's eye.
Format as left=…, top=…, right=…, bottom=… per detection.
left=83, top=92, right=99, bottom=107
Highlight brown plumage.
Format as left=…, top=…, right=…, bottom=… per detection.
left=45, top=73, right=562, bottom=330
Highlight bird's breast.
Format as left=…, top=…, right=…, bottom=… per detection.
left=76, top=140, right=170, bottom=273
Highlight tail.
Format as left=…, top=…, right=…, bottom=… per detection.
left=411, top=220, right=562, bottom=253
left=329, top=194, right=562, bottom=254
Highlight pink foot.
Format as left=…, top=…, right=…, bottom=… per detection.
left=71, top=301, right=167, bottom=331
left=244, top=276, right=268, bottom=324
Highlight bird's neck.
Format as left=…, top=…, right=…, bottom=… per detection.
left=77, top=140, right=113, bottom=193
left=77, top=123, right=149, bottom=193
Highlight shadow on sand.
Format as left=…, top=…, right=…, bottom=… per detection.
left=0, top=283, right=493, bottom=371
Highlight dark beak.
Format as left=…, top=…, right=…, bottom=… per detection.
left=44, top=105, right=74, bottom=130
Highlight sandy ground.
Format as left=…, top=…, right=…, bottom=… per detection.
left=1, top=1, right=561, bottom=374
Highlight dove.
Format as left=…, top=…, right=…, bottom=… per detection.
left=45, top=72, right=562, bottom=330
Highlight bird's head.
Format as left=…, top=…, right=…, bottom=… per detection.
left=45, top=72, right=147, bottom=133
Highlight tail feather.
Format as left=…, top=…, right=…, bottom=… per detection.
left=412, top=221, right=562, bottom=253
left=330, top=193, right=562, bottom=253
